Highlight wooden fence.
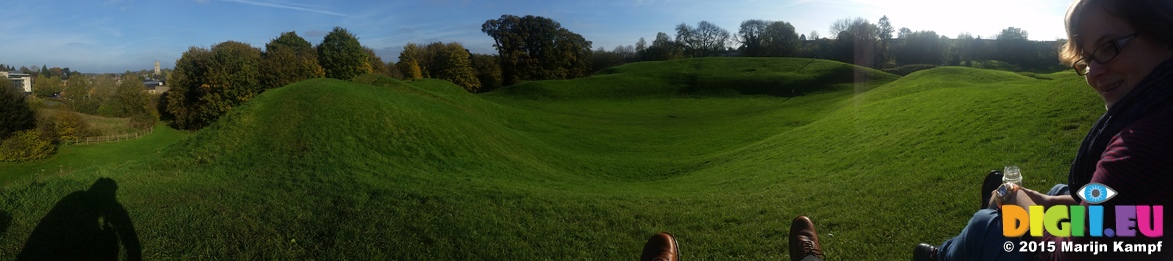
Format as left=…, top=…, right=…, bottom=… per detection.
left=65, top=127, right=154, bottom=145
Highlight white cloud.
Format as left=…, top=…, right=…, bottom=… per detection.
left=217, top=0, right=351, bottom=17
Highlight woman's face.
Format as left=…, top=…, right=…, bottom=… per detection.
left=1077, top=6, right=1173, bottom=109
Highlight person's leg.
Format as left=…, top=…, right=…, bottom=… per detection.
left=980, top=170, right=1003, bottom=209
left=934, top=209, right=1030, bottom=261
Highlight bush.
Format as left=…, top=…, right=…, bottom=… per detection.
left=0, top=129, right=56, bottom=161
left=35, top=110, right=95, bottom=143
left=52, top=110, right=94, bottom=142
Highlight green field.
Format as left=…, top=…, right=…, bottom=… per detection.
left=0, top=57, right=1102, bottom=260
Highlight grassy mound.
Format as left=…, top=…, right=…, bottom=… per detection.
left=0, top=58, right=1104, bottom=260
left=491, top=57, right=899, bottom=99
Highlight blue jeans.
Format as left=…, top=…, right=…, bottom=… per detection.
left=935, top=184, right=1070, bottom=261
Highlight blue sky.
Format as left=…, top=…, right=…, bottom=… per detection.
left=0, top=0, right=1072, bottom=73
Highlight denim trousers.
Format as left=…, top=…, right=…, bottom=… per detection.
left=935, top=184, right=1070, bottom=261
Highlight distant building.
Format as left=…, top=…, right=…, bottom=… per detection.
left=143, top=80, right=168, bottom=94
left=1, top=71, right=32, bottom=93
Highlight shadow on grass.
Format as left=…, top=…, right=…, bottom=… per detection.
left=0, top=210, right=10, bottom=240
left=18, top=177, right=141, bottom=260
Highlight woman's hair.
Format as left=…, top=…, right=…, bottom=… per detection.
left=1060, top=0, right=1173, bottom=66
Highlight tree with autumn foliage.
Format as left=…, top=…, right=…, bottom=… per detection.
left=163, top=41, right=262, bottom=130
left=260, top=31, right=325, bottom=90
left=397, top=43, right=427, bottom=80
left=429, top=42, right=480, bottom=92
left=396, top=42, right=481, bottom=92
left=363, top=47, right=391, bottom=76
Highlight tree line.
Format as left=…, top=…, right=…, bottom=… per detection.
left=161, top=27, right=396, bottom=130
left=386, top=14, right=1061, bottom=99
left=589, top=16, right=1063, bottom=74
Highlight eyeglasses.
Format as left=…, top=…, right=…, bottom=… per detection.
left=1073, top=33, right=1140, bottom=76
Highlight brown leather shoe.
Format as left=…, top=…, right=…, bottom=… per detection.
left=789, top=216, right=825, bottom=261
left=640, top=232, right=679, bottom=261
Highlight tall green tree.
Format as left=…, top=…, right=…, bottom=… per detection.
left=317, top=27, right=368, bottom=80
left=876, top=15, right=895, bottom=66
left=481, top=14, right=593, bottom=86
left=893, top=30, right=945, bottom=65
left=108, top=75, right=150, bottom=117
left=40, top=65, right=49, bottom=78
left=643, top=32, right=682, bottom=61
left=63, top=74, right=90, bottom=110
left=996, top=27, right=1030, bottom=66
left=762, top=21, right=799, bottom=57
left=261, top=31, right=325, bottom=90
left=0, top=80, right=35, bottom=140
left=431, top=43, right=480, bottom=92
left=32, top=75, right=63, bottom=97
left=829, top=17, right=879, bottom=67
left=164, top=41, right=262, bottom=130
left=738, top=19, right=770, bottom=57
left=635, top=38, right=647, bottom=58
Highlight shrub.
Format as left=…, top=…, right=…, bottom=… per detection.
left=52, top=110, right=94, bottom=142
left=35, top=110, right=95, bottom=143
left=0, top=129, right=56, bottom=161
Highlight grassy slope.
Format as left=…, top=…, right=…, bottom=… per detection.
left=0, top=58, right=1103, bottom=260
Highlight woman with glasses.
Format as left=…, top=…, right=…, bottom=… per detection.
left=913, top=0, right=1173, bottom=260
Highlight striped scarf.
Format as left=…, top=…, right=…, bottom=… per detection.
left=1068, top=58, right=1173, bottom=202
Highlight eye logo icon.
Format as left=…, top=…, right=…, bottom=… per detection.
left=1077, top=183, right=1117, bottom=204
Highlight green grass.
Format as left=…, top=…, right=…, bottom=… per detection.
left=0, top=122, right=189, bottom=185
left=0, top=57, right=1103, bottom=260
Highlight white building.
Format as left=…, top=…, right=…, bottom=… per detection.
left=0, top=71, right=32, bottom=93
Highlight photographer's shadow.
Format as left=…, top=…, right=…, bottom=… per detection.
left=18, top=177, right=141, bottom=261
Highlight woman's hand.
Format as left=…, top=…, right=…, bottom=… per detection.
left=988, top=185, right=1078, bottom=209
